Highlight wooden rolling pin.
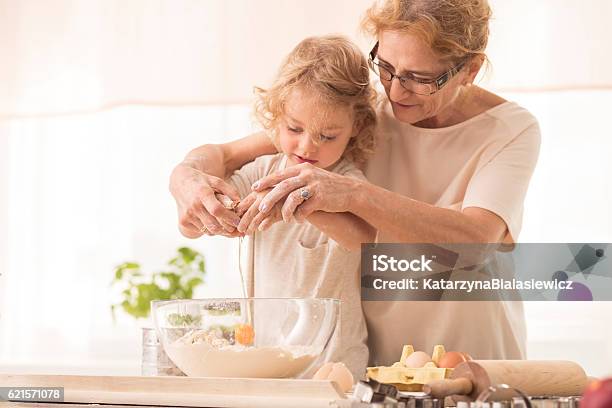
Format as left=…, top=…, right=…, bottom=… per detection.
left=423, top=360, right=588, bottom=401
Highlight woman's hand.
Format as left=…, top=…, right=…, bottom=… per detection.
left=252, top=163, right=358, bottom=222
left=170, top=163, right=242, bottom=238
left=235, top=189, right=283, bottom=235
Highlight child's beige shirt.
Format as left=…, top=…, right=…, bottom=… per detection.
left=228, top=153, right=369, bottom=378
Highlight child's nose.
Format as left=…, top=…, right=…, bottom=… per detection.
left=299, top=134, right=318, bottom=154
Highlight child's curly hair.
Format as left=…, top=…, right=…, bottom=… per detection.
left=254, top=35, right=377, bottom=166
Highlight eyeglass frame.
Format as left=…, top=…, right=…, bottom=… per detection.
left=368, top=42, right=467, bottom=96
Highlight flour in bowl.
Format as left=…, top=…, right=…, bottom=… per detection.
left=165, top=329, right=319, bottom=378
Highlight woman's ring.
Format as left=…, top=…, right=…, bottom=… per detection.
left=300, top=188, right=311, bottom=200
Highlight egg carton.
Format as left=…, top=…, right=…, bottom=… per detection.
left=366, top=345, right=454, bottom=391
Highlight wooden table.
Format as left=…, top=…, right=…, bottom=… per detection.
left=0, top=374, right=350, bottom=408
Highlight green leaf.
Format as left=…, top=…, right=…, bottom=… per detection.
left=111, top=246, right=206, bottom=322
left=112, top=262, right=140, bottom=282
left=178, top=247, right=197, bottom=264
left=186, top=277, right=203, bottom=290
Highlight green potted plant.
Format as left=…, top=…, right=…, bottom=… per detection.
left=111, top=246, right=206, bottom=376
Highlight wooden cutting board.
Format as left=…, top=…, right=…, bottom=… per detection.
left=0, top=374, right=348, bottom=408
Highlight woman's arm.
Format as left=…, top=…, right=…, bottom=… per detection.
left=171, top=132, right=276, bottom=186
left=347, top=178, right=506, bottom=243
left=253, top=163, right=507, bottom=244
left=236, top=189, right=375, bottom=251
left=169, top=132, right=276, bottom=238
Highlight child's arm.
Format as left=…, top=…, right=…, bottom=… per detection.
left=306, top=211, right=375, bottom=251
left=304, top=166, right=375, bottom=251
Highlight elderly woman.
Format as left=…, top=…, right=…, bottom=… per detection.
left=170, top=0, right=540, bottom=365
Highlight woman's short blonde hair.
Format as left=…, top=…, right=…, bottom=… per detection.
left=254, top=35, right=377, bottom=166
left=361, top=0, right=492, bottom=64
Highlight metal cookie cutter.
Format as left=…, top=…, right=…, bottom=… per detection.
left=399, top=395, right=444, bottom=408
left=353, top=378, right=399, bottom=404
left=475, top=383, right=532, bottom=408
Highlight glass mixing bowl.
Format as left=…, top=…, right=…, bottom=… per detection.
left=152, top=298, right=339, bottom=378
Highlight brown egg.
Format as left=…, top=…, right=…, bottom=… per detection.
left=437, top=351, right=470, bottom=368
left=312, top=362, right=354, bottom=393
left=313, top=362, right=334, bottom=380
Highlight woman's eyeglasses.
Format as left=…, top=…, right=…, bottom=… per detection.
left=368, top=42, right=466, bottom=96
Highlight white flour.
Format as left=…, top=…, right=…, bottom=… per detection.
left=165, top=330, right=318, bottom=378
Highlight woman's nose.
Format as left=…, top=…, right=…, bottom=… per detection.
left=389, top=77, right=409, bottom=101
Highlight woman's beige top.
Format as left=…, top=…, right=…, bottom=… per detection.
left=228, top=153, right=369, bottom=378
left=362, top=91, right=541, bottom=366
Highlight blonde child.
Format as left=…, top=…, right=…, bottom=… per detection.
left=226, top=35, right=377, bottom=378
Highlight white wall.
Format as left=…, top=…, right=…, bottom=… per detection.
left=505, top=89, right=612, bottom=377
left=0, top=131, right=8, bottom=338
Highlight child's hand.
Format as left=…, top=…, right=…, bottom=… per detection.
left=203, top=194, right=243, bottom=237
left=236, top=189, right=283, bottom=235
